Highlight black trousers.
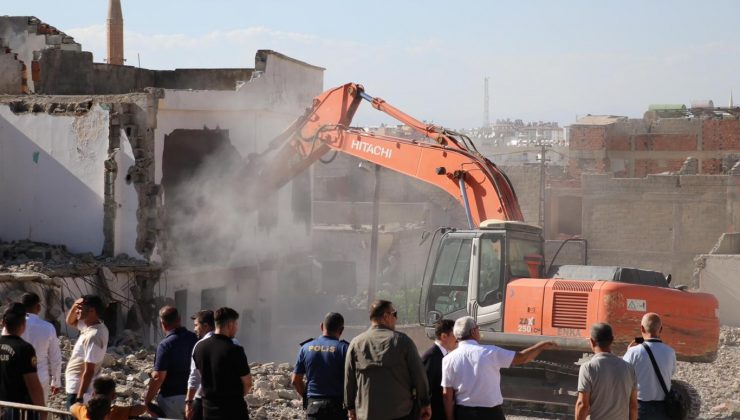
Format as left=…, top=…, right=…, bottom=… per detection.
left=306, top=397, right=347, bottom=420
left=192, top=398, right=204, bottom=420
left=638, top=400, right=671, bottom=420
left=454, top=404, right=506, bottom=420
left=202, top=397, right=249, bottom=420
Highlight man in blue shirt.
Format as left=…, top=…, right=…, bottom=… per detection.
left=144, top=306, right=198, bottom=419
left=292, top=312, right=349, bottom=420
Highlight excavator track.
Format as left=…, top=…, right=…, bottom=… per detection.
left=503, top=398, right=572, bottom=419
left=501, top=360, right=581, bottom=418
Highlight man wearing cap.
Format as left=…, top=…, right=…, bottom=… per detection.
left=64, top=295, right=109, bottom=409
left=441, top=316, right=556, bottom=420
left=292, top=312, right=349, bottom=420
left=576, top=322, right=638, bottom=420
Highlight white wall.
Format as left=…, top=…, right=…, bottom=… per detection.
left=699, top=255, right=740, bottom=326
left=0, top=104, right=109, bottom=253
left=113, top=129, right=141, bottom=258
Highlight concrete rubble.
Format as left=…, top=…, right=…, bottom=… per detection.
left=0, top=239, right=152, bottom=275
left=670, top=326, right=740, bottom=419
left=42, top=326, right=740, bottom=419
left=49, top=336, right=304, bottom=419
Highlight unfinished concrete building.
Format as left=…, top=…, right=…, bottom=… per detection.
left=0, top=16, right=324, bottom=358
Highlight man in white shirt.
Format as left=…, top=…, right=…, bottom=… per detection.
left=441, top=316, right=556, bottom=420
left=20, top=292, right=63, bottom=403
left=64, top=295, right=109, bottom=409
left=623, top=313, right=676, bottom=420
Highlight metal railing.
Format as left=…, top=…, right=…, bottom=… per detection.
left=0, top=401, right=74, bottom=420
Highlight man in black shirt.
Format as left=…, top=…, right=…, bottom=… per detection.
left=193, top=307, right=252, bottom=420
left=0, top=302, right=46, bottom=419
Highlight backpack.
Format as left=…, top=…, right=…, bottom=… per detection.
left=641, top=343, right=687, bottom=420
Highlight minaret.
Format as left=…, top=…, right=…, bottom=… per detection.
left=730, top=91, right=734, bottom=108
left=107, top=0, right=124, bottom=65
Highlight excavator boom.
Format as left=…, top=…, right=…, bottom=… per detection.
left=243, top=83, right=523, bottom=225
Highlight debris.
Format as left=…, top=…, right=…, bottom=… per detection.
left=48, top=336, right=304, bottom=418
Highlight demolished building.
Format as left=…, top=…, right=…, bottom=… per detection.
left=1, top=16, right=324, bottom=359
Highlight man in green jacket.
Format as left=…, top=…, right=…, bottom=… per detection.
left=344, top=300, right=432, bottom=420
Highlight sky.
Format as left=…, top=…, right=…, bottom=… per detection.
left=4, top=0, right=740, bottom=128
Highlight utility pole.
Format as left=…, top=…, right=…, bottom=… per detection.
left=538, top=143, right=551, bottom=236
left=367, top=164, right=381, bottom=308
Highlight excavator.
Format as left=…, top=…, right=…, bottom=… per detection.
left=245, top=83, right=719, bottom=417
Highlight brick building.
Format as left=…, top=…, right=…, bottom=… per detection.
left=567, top=114, right=740, bottom=179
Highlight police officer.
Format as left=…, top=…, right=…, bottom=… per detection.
left=292, top=313, right=349, bottom=420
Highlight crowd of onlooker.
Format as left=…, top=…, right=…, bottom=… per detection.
left=0, top=294, right=678, bottom=420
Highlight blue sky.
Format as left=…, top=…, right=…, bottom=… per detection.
left=4, top=1, right=739, bottom=127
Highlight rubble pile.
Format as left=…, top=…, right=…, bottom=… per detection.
left=49, top=337, right=304, bottom=419
left=674, top=326, right=740, bottom=419
left=0, top=240, right=151, bottom=275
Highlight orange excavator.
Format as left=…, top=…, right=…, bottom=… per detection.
left=246, top=83, right=718, bottom=416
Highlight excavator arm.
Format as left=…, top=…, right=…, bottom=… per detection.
left=242, top=83, right=524, bottom=225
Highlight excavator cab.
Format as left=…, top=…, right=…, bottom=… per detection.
left=420, top=221, right=543, bottom=332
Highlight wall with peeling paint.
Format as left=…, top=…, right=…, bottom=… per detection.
left=0, top=104, right=109, bottom=253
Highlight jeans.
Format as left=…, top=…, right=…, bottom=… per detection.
left=65, top=393, right=78, bottom=410
left=638, top=400, right=671, bottom=420
left=156, top=394, right=186, bottom=419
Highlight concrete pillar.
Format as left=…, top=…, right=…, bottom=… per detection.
left=107, top=0, right=124, bottom=65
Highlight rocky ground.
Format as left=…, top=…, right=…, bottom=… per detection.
left=673, top=326, right=740, bottom=419
left=49, top=327, right=740, bottom=419
left=49, top=336, right=304, bottom=419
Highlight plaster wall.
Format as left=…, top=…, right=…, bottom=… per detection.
left=113, top=129, right=140, bottom=258
left=698, top=255, right=740, bottom=326
left=0, top=17, right=48, bottom=92
left=0, top=104, right=110, bottom=253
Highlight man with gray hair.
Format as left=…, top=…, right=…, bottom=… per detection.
left=441, top=316, right=556, bottom=419
left=577, top=323, right=638, bottom=420
left=623, top=313, right=676, bottom=419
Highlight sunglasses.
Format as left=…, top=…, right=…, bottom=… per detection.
left=387, top=310, right=398, bottom=318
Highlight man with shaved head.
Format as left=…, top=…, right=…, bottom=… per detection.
left=623, top=313, right=677, bottom=419
left=577, top=323, right=638, bottom=420
left=144, top=306, right=198, bottom=419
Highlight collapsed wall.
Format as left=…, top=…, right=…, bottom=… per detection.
left=0, top=92, right=159, bottom=258
left=1, top=14, right=327, bottom=355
